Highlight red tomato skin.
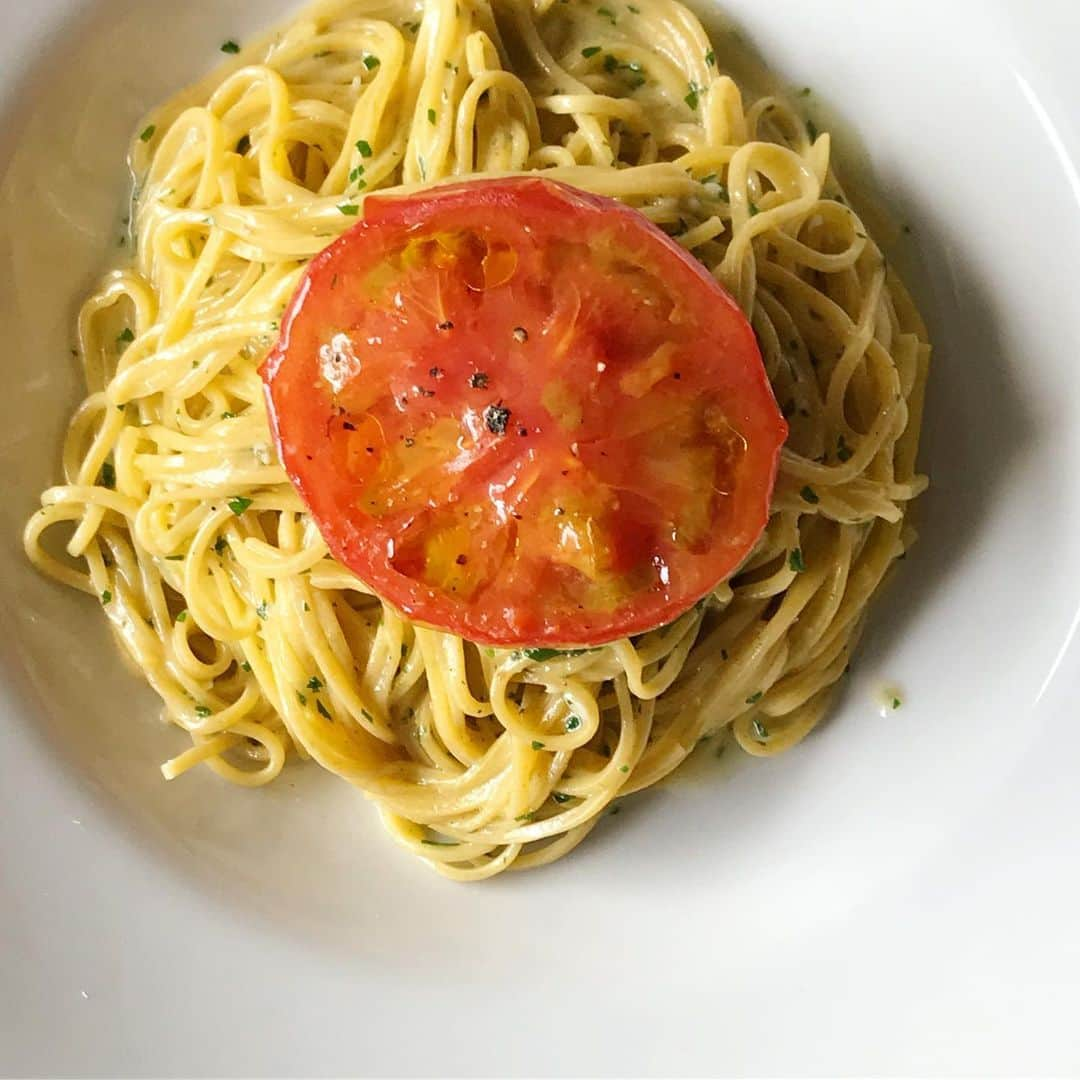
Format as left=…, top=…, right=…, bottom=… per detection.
left=263, top=177, right=786, bottom=647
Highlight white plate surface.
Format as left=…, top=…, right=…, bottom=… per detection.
left=2, top=0, right=1079, bottom=1075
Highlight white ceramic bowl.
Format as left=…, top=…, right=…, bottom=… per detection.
left=2, top=0, right=1079, bottom=1074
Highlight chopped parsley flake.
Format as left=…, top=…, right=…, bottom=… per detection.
left=468, top=371, right=489, bottom=389
left=227, top=495, right=252, bottom=515
left=836, top=434, right=854, bottom=462
left=597, top=5, right=617, bottom=21
left=552, top=792, right=575, bottom=803
left=421, top=838, right=459, bottom=846
left=684, top=82, right=701, bottom=110
left=363, top=54, right=380, bottom=70
left=240, top=661, right=252, bottom=672
left=100, top=590, right=112, bottom=605
left=524, top=647, right=561, bottom=662
left=565, top=714, right=582, bottom=732
left=214, top=536, right=228, bottom=556
left=582, top=45, right=601, bottom=58
left=195, top=705, right=212, bottom=718
left=175, top=610, right=187, bottom=623
left=139, top=124, right=156, bottom=143
left=116, top=327, right=135, bottom=350
left=296, top=690, right=307, bottom=706
left=892, top=696, right=902, bottom=710
left=800, top=485, right=820, bottom=504
left=316, top=699, right=332, bottom=720
left=306, top=676, right=324, bottom=692
left=338, top=203, right=359, bottom=215
left=220, top=40, right=241, bottom=54
left=789, top=548, right=806, bottom=573
left=255, top=601, right=269, bottom=620
left=427, top=107, right=436, bottom=125
left=514, top=810, right=537, bottom=822
left=619, top=764, right=629, bottom=773
left=752, top=718, right=769, bottom=740
left=100, top=462, right=116, bottom=489
left=349, top=165, right=365, bottom=182
left=531, top=740, right=545, bottom=750
left=705, top=49, right=715, bottom=66
left=356, top=139, right=373, bottom=158
left=745, top=690, right=763, bottom=705
left=165, top=554, right=183, bottom=561
left=806, top=117, right=819, bottom=141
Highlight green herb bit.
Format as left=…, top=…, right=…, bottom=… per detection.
left=800, top=485, right=820, bottom=504
left=597, top=5, right=617, bottom=22
left=356, top=139, right=373, bottom=158
left=195, top=705, right=212, bottom=718
left=349, top=165, right=364, bottom=183
left=806, top=118, right=819, bottom=141
left=306, top=676, right=324, bottom=692
left=220, top=40, right=241, bottom=54
left=603, top=54, right=618, bottom=73
left=619, top=764, right=629, bottom=773
left=552, top=791, right=575, bottom=804
left=684, top=82, right=700, bottom=110
left=565, top=714, right=582, bottom=732
left=427, top=107, right=437, bottom=125
left=100, top=590, right=112, bottom=605
left=214, top=536, right=228, bottom=556
left=421, top=838, right=460, bottom=846
left=836, top=434, right=854, bottom=462
left=227, top=495, right=253, bottom=515
left=582, top=45, right=601, bottom=58
left=745, top=690, right=763, bottom=705
left=165, top=554, right=184, bottom=561
left=363, top=54, right=380, bottom=70
left=240, top=661, right=252, bottom=672
left=139, top=124, right=156, bottom=143
left=116, top=327, right=135, bottom=350
left=524, top=647, right=562, bottom=662
left=514, top=810, right=536, bottom=822
left=99, top=462, right=116, bottom=489
left=892, top=696, right=902, bottom=710
left=338, top=203, right=359, bottom=215
left=799, top=86, right=811, bottom=97
left=316, top=699, right=332, bottom=720
left=749, top=201, right=760, bottom=216
left=531, top=740, right=545, bottom=750
left=255, top=601, right=269, bottom=620
left=752, top=718, right=769, bottom=740
left=175, top=610, right=188, bottom=623
left=705, top=49, right=715, bottom=66
left=789, top=548, right=806, bottom=573
left=296, top=690, right=307, bottom=706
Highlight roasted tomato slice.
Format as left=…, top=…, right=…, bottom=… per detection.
left=262, top=177, right=786, bottom=646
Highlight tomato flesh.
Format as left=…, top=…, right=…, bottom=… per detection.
left=262, top=178, right=786, bottom=645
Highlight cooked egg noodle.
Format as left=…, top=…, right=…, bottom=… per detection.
left=24, top=0, right=929, bottom=879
